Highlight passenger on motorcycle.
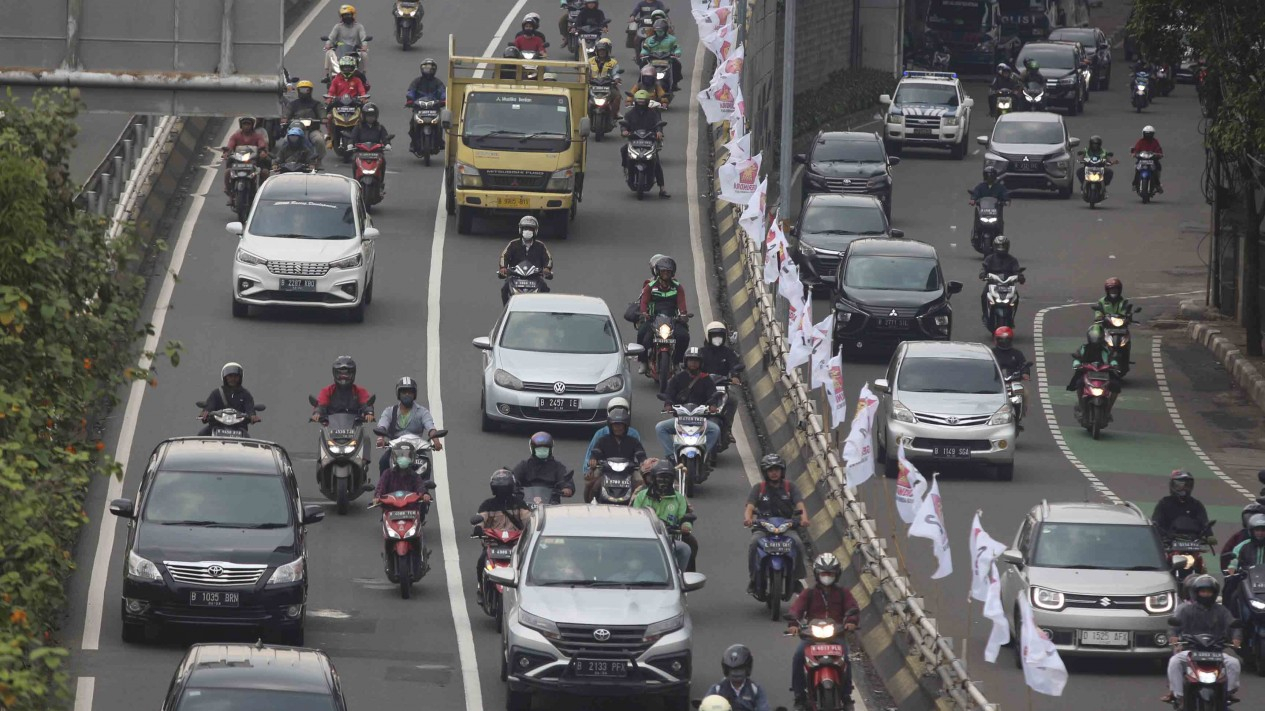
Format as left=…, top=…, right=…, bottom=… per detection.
left=323, top=4, right=369, bottom=81
left=789, top=553, right=860, bottom=710
left=373, top=440, right=433, bottom=506
left=311, top=355, right=375, bottom=423
left=629, top=64, right=671, bottom=108
left=744, top=454, right=810, bottom=594
left=1076, top=135, right=1116, bottom=187
left=223, top=116, right=270, bottom=207
left=284, top=81, right=328, bottom=166
left=639, top=19, right=683, bottom=91
left=637, top=256, right=690, bottom=364
left=276, top=126, right=318, bottom=169
left=511, top=432, right=575, bottom=498
left=1152, top=470, right=1212, bottom=541
left=1227, top=514, right=1265, bottom=575
left=584, top=407, right=647, bottom=501
left=621, top=90, right=670, bottom=197
left=632, top=460, right=697, bottom=571
left=580, top=398, right=644, bottom=472
left=988, top=63, right=1020, bottom=116
left=1066, top=326, right=1120, bottom=413
left=327, top=56, right=368, bottom=126
left=1221, top=497, right=1265, bottom=569
left=374, top=376, right=442, bottom=474
left=1130, top=125, right=1164, bottom=193
left=406, top=59, right=447, bottom=153
left=655, top=347, right=722, bottom=459
left=198, top=362, right=259, bottom=435
left=498, top=216, right=553, bottom=303
left=348, top=103, right=391, bottom=193
left=978, top=235, right=1023, bottom=318
left=1160, top=575, right=1241, bottom=705
left=700, top=321, right=741, bottom=446
left=705, top=644, right=773, bottom=711
left=472, top=469, right=532, bottom=603
left=513, top=13, right=549, bottom=56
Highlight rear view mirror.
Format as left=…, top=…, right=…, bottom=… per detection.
left=681, top=571, right=706, bottom=592
left=487, top=567, right=517, bottom=588
left=963, top=97, right=975, bottom=108
left=307, top=395, right=319, bottom=407
left=472, top=336, right=492, bottom=350
left=976, top=136, right=989, bottom=145
left=887, top=156, right=901, bottom=166
left=878, top=94, right=892, bottom=105
left=195, top=401, right=207, bottom=409
left=793, top=153, right=807, bottom=165
left=109, top=499, right=135, bottom=519
left=1069, top=137, right=1081, bottom=147
left=302, top=505, right=326, bottom=525
left=889, top=228, right=904, bottom=238
left=947, top=280, right=964, bottom=295
left=254, top=404, right=266, bottom=412
left=871, top=378, right=889, bottom=393
left=999, top=549, right=1024, bottom=567
left=226, top=221, right=244, bottom=236
left=625, top=343, right=646, bottom=356
left=470, top=515, right=485, bottom=525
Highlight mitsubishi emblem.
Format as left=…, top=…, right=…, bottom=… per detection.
left=593, top=628, right=612, bottom=642
left=1098, top=597, right=1113, bottom=607
left=889, top=309, right=899, bottom=317
left=207, top=565, right=225, bottom=577
left=1022, top=156, right=1030, bottom=162
left=552, top=381, right=567, bottom=394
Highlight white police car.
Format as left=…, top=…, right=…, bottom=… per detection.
left=880, top=71, right=974, bottom=159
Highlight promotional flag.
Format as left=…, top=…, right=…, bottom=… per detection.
left=763, top=214, right=787, bottom=284
left=826, top=353, right=847, bottom=423
left=1019, top=595, right=1069, bottom=695
left=969, top=512, right=1011, bottom=662
left=893, top=445, right=928, bottom=524
left=717, top=151, right=762, bottom=204
left=809, top=314, right=834, bottom=389
left=698, top=70, right=743, bottom=124
left=702, top=22, right=736, bottom=60
left=785, top=294, right=813, bottom=369
left=724, top=130, right=751, bottom=163
left=841, top=384, right=878, bottom=486
left=692, top=4, right=734, bottom=36
left=776, top=253, right=804, bottom=304
left=738, top=177, right=767, bottom=242
left=907, top=477, right=953, bottom=579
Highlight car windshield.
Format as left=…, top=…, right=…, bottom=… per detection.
left=247, top=198, right=357, bottom=239
left=463, top=92, right=572, bottom=152
left=527, top=535, right=671, bottom=587
left=800, top=206, right=888, bottom=247
left=1018, top=47, right=1077, bottom=71
left=894, top=84, right=959, bottom=106
left=991, top=120, right=1064, bottom=145
left=1049, top=30, right=1096, bottom=47
left=899, top=356, right=1002, bottom=394
left=926, top=0, right=990, bottom=29
left=176, top=688, right=336, bottom=711
left=1032, top=523, right=1167, bottom=570
left=144, top=471, right=290, bottom=527
left=812, top=139, right=885, bottom=163
left=500, top=311, right=619, bottom=354
left=843, top=255, right=940, bottom=292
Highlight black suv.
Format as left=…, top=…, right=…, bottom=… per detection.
left=831, top=238, right=962, bottom=353
left=161, top=642, right=347, bottom=710
left=110, top=438, right=325, bottom=645
left=795, top=131, right=898, bottom=218
left=1048, top=26, right=1112, bottom=91
left=1015, top=41, right=1089, bottom=114
left=791, top=193, right=902, bottom=294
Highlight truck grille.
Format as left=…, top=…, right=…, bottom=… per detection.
left=164, top=561, right=267, bottom=587
left=483, top=171, right=550, bottom=191
left=905, top=115, right=942, bottom=130
left=552, top=623, right=652, bottom=659
left=267, top=261, right=330, bottom=277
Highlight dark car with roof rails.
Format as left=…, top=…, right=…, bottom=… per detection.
left=791, top=193, right=903, bottom=295
left=1048, top=26, right=1112, bottom=91
left=1015, top=40, right=1089, bottom=114
left=110, top=437, right=325, bottom=646
left=830, top=237, right=962, bottom=354
left=795, top=131, right=899, bottom=219
left=160, top=641, right=348, bottom=710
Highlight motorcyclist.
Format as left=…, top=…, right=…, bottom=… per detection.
left=276, top=126, right=318, bottom=170
left=573, top=0, right=609, bottom=38
left=991, top=326, right=1028, bottom=428
left=406, top=58, right=448, bottom=155
left=584, top=407, right=647, bottom=501
left=704, top=645, right=773, bottom=711
left=374, top=376, right=442, bottom=474
left=323, top=4, right=369, bottom=83
left=968, top=165, right=1011, bottom=203
left=327, top=55, right=368, bottom=111
left=1227, top=514, right=1265, bottom=575
left=580, top=398, right=644, bottom=472
left=655, top=347, right=722, bottom=459
left=988, top=62, right=1020, bottom=116
left=1152, top=470, right=1212, bottom=541
left=498, top=216, right=553, bottom=304
left=1066, top=325, right=1120, bottom=417
left=513, top=13, right=549, bottom=57
left=311, top=355, right=375, bottom=423
left=222, top=116, right=270, bottom=207
left=629, top=63, right=671, bottom=108
left=1094, top=277, right=1137, bottom=365
left=744, top=454, right=810, bottom=595
left=471, top=468, right=532, bottom=604
left=511, top=431, right=575, bottom=499
left=978, top=235, right=1024, bottom=321
left=639, top=19, right=683, bottom=91
left=620, top=90, right=670, bottom=197
left=198, top=362, right=259, bottom=435
left=372, top=440, right=433, bottom=573
left=632, top=460, right=697, bottom=571
left=1220, top=497, right=1265, bottom=569
left=284, top=80, right=328, bottom=167
left=348, top=103, right=391, bottom=194
left=1130, top=125, right=1164, bottom=193
left=589, top=38, right=623, bottom=120
left=628, top=0, right=668, bottom=23
left=558, top=0, right=579, bottom=38
left=1076, top=135, right=1117, bottom=189
left=700, top=321, right=741, bottom=447
left=1018, top=57, right=1045, bottom=88
left=1160, top=574, right=1241, bottom=705
left=637, top=255, right=690, bottom=365
left=789, top=553, right=860, bottom=711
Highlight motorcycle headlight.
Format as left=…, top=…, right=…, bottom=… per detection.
left=329, top=253, right=363, bottom=269
left=402, top=524, right=418, bottom=538
left=1107, top=316, right=1125, bottom=327
left=494, top=369, right=523, bottom=390
left=892, top=400, right=916, bottom=424
left=886, top=113, right=904, bottom=125
left=594, top=375, right=624, bottom=394
left=1197, top=671, right=1218, bottom=684
left=236, top=153, right=254, bottom=163
left=326, top=440, right=357, bottom=454
left=979, top=216, right=998, bottom=224
left=657, top=323, right=673, bottom=339
left=267, top=557, right=306, bottom=586
left=236, top=249, right=267, bottom=266
left=594, top=97, right=607, bottom=106
left=1031, top=586, right=1065, bottom=611
left=1135, top=86, right=1147, bottom=95
left=521, top=610, right=561, bottom=639
left=988, top=403, right=1014, bottom=425
left=1086, top=171, right=1103, bottom=182
left=546, top=167, right=575, bottom=192
left=644, top=614, right=684, bottom=642
left=810, top=622, right=837, bottom=639
left=942, top=116, right=960, bottom=127
left=454, top=161, right=482, bottom=188
left=127, top=551, right=162, bottom=581
left=1144, top=591, right=1174, bottom=614
left=1089, top=386, right=1105, bottom=397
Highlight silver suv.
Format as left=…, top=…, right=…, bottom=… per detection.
left=487, top=505, right=706, bottom=711
left=998, top=501, right=1179, bottom=660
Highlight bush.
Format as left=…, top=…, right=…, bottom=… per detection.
left=793, top=67, right=897, bottom=137
left=0, top=90, right=177, bottom=711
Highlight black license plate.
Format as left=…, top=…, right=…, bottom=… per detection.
left=189, top=590, right=240, bottom=607
left=538, top=397, right=580, bottom=411
left=574, top=659, right=628, bottom=677
left=912, top=128, right=934, bottom=137
left=489, top=546, right=515, bottom=559
left=279, top=278, right=317, bottom=291
left=876, top=318, right=909, bottom=330
left=1190, top=651, right=1223, bottom=663
left=763, top=539, right=793, bottom=554
left=932, top=445, right=972, bottom=458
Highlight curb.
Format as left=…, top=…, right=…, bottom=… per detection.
left=1186, top=321, right=1265, bottom=415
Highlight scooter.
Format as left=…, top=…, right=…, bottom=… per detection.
left=470, top=515, right=522, bottom=630
left=785, top=614, right=859, bottom=711
left=645, top=50, right=675, bottom=98
left=1094, top=303, right=1141, bottom=378
left=1131, top=71, right=1151, bottom=112
left=1154, top=64, right=1174, bottom=97
left=392, top=1, right=424, bottom=50
left=284, top=116, right=326, bottom=169
left=321, top=35, right=371, bottom=85
left=498, top=261, right=552, bottom=305
left=1074, top=363, right=1116, bottom=439
left=657, top=377, right=725, bottom=497
left=326, top=93, right=369, bottom=161
left=195, top=402, right=265, bottom=438
left=371, top=485, right=436, bottom=599
left=628, top=9, right=655, bottom=51
left=592, top=457, right=637, bottom=505
left=644, top=311, right=688, bottom=391
left=1135, top=151, right=1159, bottom=203
left=982, top=268, right=1024, bottom=331
left=993, top=88, right=1015, bottom=117
left=1167, top=628, right=1235, bottom=711
left=572, top=22, right=608, bottom=61
left=407, top=98, right=443, bottom=165
left=1019, top=81, right=1047, bottom=112
left=522, top=482, right=566, bottom=511
left=1226, top=566, right=1265, bottom=675
left=518, top=49, right=542, bottom=80
left=308, top=393, right=376, bottom=515
left=1164, top=525, right=1214, bottom=597
left=588, top=71, right=621, bottom=142
left=623, top=123, right=666, bottom=200
left=224, top=145, right=262, bottom=223
left=1078, top=151, right=1115, bottom=207
left=751, top=517, right=802, bottom=620
left=352, top=137, right=392, bottom=209
left=968, top=193, right=1006, bottom=255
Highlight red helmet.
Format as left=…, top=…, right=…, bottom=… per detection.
left=993, top=326, right=1014, bottom=348
left=1104, top=277, right=1123, bottom=297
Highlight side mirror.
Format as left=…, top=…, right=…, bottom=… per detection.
left=195, top=401, right=207, bottom=409
left=947, top=280, right=964, bottom=295
left=470, top=515, right=485, bottom=525
left=681, top=571, right=706, bottom=592
left=889, top=228, right=905, bottom=238
left=440, top=108, right=453, bottom=130
left=320, top=35, right=329, bottom=41
left=1133, top=306, right=1143, bottom=313
left=1106, top=151, right=1115, bottom=157
left=1099, top=43, right=1110, bottom=51
left=433, top=428, right=449, bottom=438
left=109, top=499, right=135, bottom=519
left=363, top=227, right=381, bottom=240
left=624, top=343, right=646, bottom=356
left=999, top=549, right=1024, bottom=567
left=1076, top=149, right=1085, bottom=156
left=486, top=566, right=517, bottom=588
left=887, top=156, right=901, bottom=166
left=226, top=221, right=244, bottom=236
left=963, top=97, right=975, bottom=108
left=366, top=394, right=376, bottom=406
left=425, top=480, right=438, bottom=489
left=793, top=153, right=807, bottom=165
left=302, top=504, right=326, bottom=525
left=472, top=336, right=493, bottom=350
left=976, top=136, right=989, bottom=146
left=364, top=36, right=374, bottom=42
left=254, top=404, right=266, bottom=412
left=872, top=378, right=889, bottom=393
left=1069, top=137, right=1081, bottom=147
left=307, top=395, right=319, bottom=407
left=578, top=116, right=591, bottom=138
left=878, top=94, right=892, bottom=105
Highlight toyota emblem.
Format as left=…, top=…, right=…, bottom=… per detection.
left=842, top=179, right=852, bottom=185
left=552, top=381, right=567, bottom=394
left=1098, top=597, right=1113, bottom=607
left=945, top=416, right=959, bottom=424
left=592, top=628, right=612, bottom=642
left=207, top=565, right=225, bottom=577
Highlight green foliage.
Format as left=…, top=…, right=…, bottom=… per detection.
left=0, top=90, right=177, bottom=711
left=794, top=68, right=897, bottom=137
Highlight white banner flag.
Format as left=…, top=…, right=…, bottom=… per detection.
left=893, top=445, right=928, bottom=524
left=785, top=294, right=813, bottom=369
left=717, top=152, right=762, bottom=204
left=698, top=70, right=744, bottom=124
left=969, top=512, right=1007, bottom=602
left=907, top=477, right=953, bottom=579
left=718, top=43, right=745, bottom=78
left=692, top=4, right=735, bottom=35
left=1019, top=595, right=1069, bottom=695
left=702, top=22, right=737, bottom=60
left=809, top=314, right=834, bottom=389
left=776, top=253, right=804, bottom=304
left=738, top=177, right=767, bottom=242
left=841, top=385, right=878, bottom=486
left=982, top=562, right=1009, bottom=663
left=724, top=131, right=751, bottom=163
left=763, top=215, right=788, bottom=284
left=826, top=353, right=847, bottom=424
left=727, top=108, right=746, bottom=136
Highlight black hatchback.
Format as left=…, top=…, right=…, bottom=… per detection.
left=796, top=131, right=899, bottom=218
left=831, top=238, right=962, bottom=353
left=110, top=438, right=325, bottom=645
left=160, top=642, right=347, bottom=710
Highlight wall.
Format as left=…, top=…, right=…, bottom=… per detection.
left=794, top=0, right=858, bottom=90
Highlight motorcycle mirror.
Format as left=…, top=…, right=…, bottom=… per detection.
left=433, top=429, right=449, bottom=438
left=196, top=401, right=207, bottom=409
left=425, top=481, right=438, bottom=489
left=1106, top=151, right=1114, bottom=157
left=656, top=121, right=668, bottom=129
left=320, top=35, right=329, bottom=41
left=254, top=404, right=266, bottom=412
left=308, top=395, right=319, bottom=407
left=1069, top=137, right=1081, bottom=148
left=792, top=153, right=807, bottom=165
left=544, top=273, right=554, bottom=280
left=1076, top=149, right=1085, bottom=156
left=1017, top=266, right=1026, bottom=273
left=1167, top=616, right=1180, bottom=626
left=364, top=36, right=374, bottom=42
left=976, top=136, right=989, bottom=145
left=366, top=394, right=377, bottom=406
left=887, top=156, right=901, bottom=166
left=890, top=228, right=905, bottom=238
left=470, top=515, right=484, bottom=525
left=372, top=426, right=388, bottom=436
left=947, top=280, right=963, bottom=295
left=1133, top=306, right=1143, bottom=313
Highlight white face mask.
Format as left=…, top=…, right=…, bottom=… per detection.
left=818, top=574, right=837, bottom=586
left=710, top=336, right=724, bottom=347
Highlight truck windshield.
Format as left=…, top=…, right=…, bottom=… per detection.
left=463, top=92, right=571, bottom=152
left=927, top=0, right=990, bottom=29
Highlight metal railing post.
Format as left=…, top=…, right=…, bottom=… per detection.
left=97, top=175, right=111, bottom=214
left=111, top=156, right=124, bottom=200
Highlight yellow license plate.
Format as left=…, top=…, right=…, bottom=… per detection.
left=496, top=196, right=530, bottom=208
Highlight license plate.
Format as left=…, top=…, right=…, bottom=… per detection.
left=574, top=659, right=628, bottom=677
left=1169, top=540, right=1203, bottom=552
left=189, top=590, right=240, bottom=607
left=388, top=510, right=418, bottom=520
left=211, top=428, right=245, bottom=438
left=912, top=128, right=934, bottom=137
left=511, top=278, right=538, bottom=289
left=933, top=445, right=972, bottom=458
left=1190, top=651, right=1224, bottom=662
left=1080, top=630, right=1130, bottom=647
left=1137, top=160, right=1154, bottom=169
left=496, top=196, right=530, bottom=208
left=763, top=540, right=793, bottom=554
left=279, top=278, right=316, bottom=291
left=876, top=317, right=909, bottom=330
left=807, top=644, right=845, bottom=656
left=538, top=397, right=581, bottom=411
left=489, top=546, right=515, bottom=559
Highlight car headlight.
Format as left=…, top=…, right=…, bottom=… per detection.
left=643, top=613, right=684, bottom=642
left=1145, top=591, right=1175, bottom=614
left=454, top=160, right=482, bottom=188
left=799, top=242, right=816, bottom=256
left=892, top=400, right=916, bottom=424
left=1058, top=76, right=1077, bottom=85
left=942, top=116, right=960, bottom=127
left=1031, top=586, right=1065, bottom=611
left=127, top=551, right=162, bottom=581
left=1051, top=160, right=1069, bottom=170
left=236, top=249, right=267, bottom=266
left=329, top=253, right=363, bottom=269
left=867, top=175, right=889, bottom=188
left=520, top=609, right=561, bottom=639
left=546, top=167, right=575, bottom=192
left=886, top=113, right=904, bottom=125
left=494, top=369, right=523, bottom=390
left=1250, top=599, right=1265, bottom=611
left=595, top=375, right=624, bottom=394
left=267, top=557, right=306, bottom=586
left=988, top=404, right=1014, bottom=425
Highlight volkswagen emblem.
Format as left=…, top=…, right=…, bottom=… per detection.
left=552, top=381, right=567, bottom=394
left=592, top=628, right=612, bottom=642
left=1098, top=597, right=1112, bottom=607
left=889, top=309, right=899, bottom=317
left=207, top=565, right=225, bottom=577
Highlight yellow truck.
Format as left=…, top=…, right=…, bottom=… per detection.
left=443, top=35, right=591, bottom=238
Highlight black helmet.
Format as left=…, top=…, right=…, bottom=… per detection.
left=683, top=346, right=703, bottom=368
left=992, top=235, right=1010, bottom=254
left=395, top=376, right=418, bottom=401
left=1089, top=135, right=1103, bottom=150
left=390, top=439, right=417, bottom=469
left=812, top=552, right=842, bottom=583
left=653, top=256, right=677, bottom=278
left=221, top=362, right=244, bottom=384
left=362, top=102, right=380, bottom=120
left=421, top=58, right=438, bottom=76
left=332, top=355, right=357, bottom=385
left=1189, top=574, right=1219, bottom=606
left=607, top=408, right=631, bottom=427
left=653, top=19, right=668, bottom=34
left=983, top=165, right=998, bottom=181
left=651, top=461, right=676, bottom=493
left=490, top=468, right=516, bottom=498
left=759, top=453, right=786, bottom=478
left=529, top=431, right=554, bottom=456
left=1169, top=469, right=1195, bottom=498
left=503, top=45, right=522, bottom=59
left=721, top=644, right=753, bottom=682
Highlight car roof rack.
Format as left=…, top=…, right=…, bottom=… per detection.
left=901, top=70, right=957, bottom=80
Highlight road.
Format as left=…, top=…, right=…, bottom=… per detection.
left=65, top=2, right=830, bottom=711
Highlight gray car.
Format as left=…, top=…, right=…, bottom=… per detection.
left=486, top=504, right=706, bottom=711
left=473, top=293, right=643, bottom=430
left=998, top=501, right=1180, bottom=660
left=977, top=112, right=1080, bottom=199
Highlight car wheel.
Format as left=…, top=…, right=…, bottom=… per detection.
left=348, top=299, right=366, bottom=323
left=480, top=392, right=499, bottom=433
left=950, top=137, right=967, bottom=160
left=549, top=210, right=569, bottom=239
left=231, top=297, right=248, bottom=318
left=273, top=624, right=304, bottom=646
left=1012, top=610, right=1024, bottom=668
left=1058, top=184, right=1073, bottom=200
left=445, top=186, right=456, bottom=216
left=995, top=463, right=1014, bottom=482
left=456, top=205, right=473, bottom=234
left=121, top=621, right=147, bottom=644
left=363, top=275, right=374, bottom=305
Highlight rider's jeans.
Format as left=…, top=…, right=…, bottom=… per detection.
left=655, top=418, right=720, bottom=459
left=1167, top=650, right=1240, bottom=696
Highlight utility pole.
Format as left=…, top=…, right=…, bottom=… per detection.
left=778, top=0, right=796, bottom=221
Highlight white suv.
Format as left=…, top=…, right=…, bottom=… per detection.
left=228, top=173, right=379, bottom=322
left=880, top=71, right=974, bottom=159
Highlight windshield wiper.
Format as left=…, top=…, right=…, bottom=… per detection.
left=811, top=229, right=861, bottom=235
left=466, top=130, right=525, bottom=139
left=1122, top=565, right=1165, bottom=571
left=159, top=520, right=220, bottom=526
left=234, top=522, right=290, bottom=529
left=518, top=131, right=570, bottom=142
left=908, top=388, right=963, bottom=393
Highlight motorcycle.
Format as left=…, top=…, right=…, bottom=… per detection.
left=982, top=268, right=1024, bottom=331
left=644, top=50, right=675, bottom=97
left=592, top=457, right=637, bottom=505
left=588, top=71, right=621, bottom=141
left=1019, top=81, right=1047, bottom=112
left=307, top=393, right=376, bottom=515
left=1154, top=63, right=1174, bottom=97
left=224, top=145, right=262, bottom=224
left=993, top=88, right=1015, bottom=117
left=785, top=614, right=858, bottom=711
left=392, top=1, right=424, bottom=50
left=282, top=116, right=326, bottom=168
left=518, top=49, right=542, bottom=80
left=1131, top=71, right=1151, bottom=112
left=522, top=482, right=566, bottom=511
left=1135, top=150, right=1159, bottom=203
left=1078, top=151, right=1115, bottom=207
left=657, top=375, right=726, bottom=497
left=352, top=137, right=392, bottom=209
left=321, top=35, right=371, bottom=84
left=374, top=428, right=447, bottom=483
left=1003, top=362, right=1031, bottom=422
left=643, top=311, right=688, bottom=391
left=628, top=9, right=656, bottom=51
left=1164, top=528, right=1214, bottom=597
left=1073, top=362, right=1116, bottom=439
left=195, top=402, right=265, bottom=438
left=751, top=516, right=802, bottom=620
left=571, top=22, right=608, bottom=61
left=371, top=485, right=436, bottom=598
left=1167, top=628, right=1236, bottom=711
left=968, top=193, right=1006, bottom=255
left=1226, top=566, right=1265, bottom=675
left=498, top=261, right=552, bottom=305
left=407, top=98, right=443, bottom=165
left=1094, top=304, right=1141, bottom=378
left=326, top=93, right=369, bottom=161
left=470, top=515, right=522, bottom=630
left=623, top=123, right=666, bottom=200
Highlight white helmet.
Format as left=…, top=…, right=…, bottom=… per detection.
left=699, top=696, right=732, bottom=711
left=1142, top=125, right=1155, bottom=135
left=518, top=215, right=539, bottom=240
left=606, top=396, right=631, bottom=413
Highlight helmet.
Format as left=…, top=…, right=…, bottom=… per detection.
left=296, top=79, right=314, bottom=95
left=1089, top=135, right=1102, bottom=150
left=1104, top=277, right=1123, bottom=298
left=606, top=396, right=630, bottom=414
left=698, top=696, right=732, bottom=711
left=518, top=215, right=539, bottom=240
left=362, top=102, right=379, bottom=120
left=653, top=255, right=676, bottom=277
left=653, top=19, right=669, bottom=33
left=983, top=165, right=998, bottom=181
left=1023, top=58, right=1039, bottom=71
left=503, top=45, right=522, bottom=59
left=585, top=0, right=598, bottom=5
left=650, top=9, right=667, bottom=20
left=760, top=453, right=787, bottom=480
left=993, top=326, right=1014, bottom=349
left=651, top=458, right=675, bottom=478
left=1241, top=502, right=1265, bottom=530
left=651, top=460, right=676, bottom=493
left=221, top=362, right=244, bottom=384
left=529, top=431, right=554, bottom=457
left=287, top=126, right=304, bottom=141
left=1169, top=469, right=1195, bottom=498
left=1086, top=325, right=1104, bottom=345
left=1248, top=513, right=1265, bottom=531
left=607, top=408, right=631, bottom=427
left=721, top=644, right=754, bottom=681
left=238, top=116, right=256, bottom=128
left=996, top=62, right=1010, bottom=75
left=395, top=376, right=418, bottom=401
left=992, top=234, right=1010, bottom=254
left=339, top=4, right=356, bottom=17
left=490, top=468, right=516, bottom=498
left=813, top=552, right=842, bottom=584
left=1189, top=574, right=1219, bottom=606
left=523, top=12, right=540, bottom=28
left=683, top=346, right=703, bottom=368
left=706, top=321, right=727, bottom=345
left=421, top=58, right=438, bottom=76
left=390, top=439, right=417, bottom=469
left=1142, top=125, right=1155, bottom=137
left=596, top=38, right=612, bottom=53
left=639, top=64, right=656, bottom=82
left=339, top=55, right=357, bottom=73
left=332, top=355, right=357, bottom=385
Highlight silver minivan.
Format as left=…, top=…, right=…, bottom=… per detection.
left=486, top=505, right=705, bottom=711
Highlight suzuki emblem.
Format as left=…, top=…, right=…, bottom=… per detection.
left=207, top=565, right=225, bottom=577
left=593, top=628, right=612, bottom=642
left=1098, top=597, right=1112, bottom=607
left=552, top=381, right=567, bottom=394
left=889, top=309, right=899, bottom=317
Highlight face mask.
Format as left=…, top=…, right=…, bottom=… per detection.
left=395, top=456, right=413, bottom=469
left=342, top=16, right=354, bottom=24
left=710, top=336, right=724, bottom=347
left=818, top=574, right=836, bottom=586
left=533, top=447, right=550, bottom=459
left=400, top=394, right=415, bottom=406
left=522, top=234, right=534, bottom=244
left=727, top=671, right=747, bottom=684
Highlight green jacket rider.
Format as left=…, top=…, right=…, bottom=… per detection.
left=1096, top=276, right=1133, bottom=317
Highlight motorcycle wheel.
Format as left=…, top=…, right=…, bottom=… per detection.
left=657, top=350, right=672, bottom=393
left=996, top=307, right=1013, bottom=329
left=423, top=151, right=431, bottom=166
left=636, top=187, right=645, bottom=200
left=767, top=569, right=783, bottom=621
left=492, top=591, right=504, bottom=632
left=683, top=456, right=698, bottom=497
left=335, top=478, right=349, bottom=515
left=1089, top=405, right=1102, bottom=440
left=817, top=684, right=840, bottom=711
left=1255, top=648, right=1265, bottom=676
left=398, top=553, right=412, bottom=599
left=1141, top=179, right=1152, bottom=204
left=235, top=187, right=252, bottom=223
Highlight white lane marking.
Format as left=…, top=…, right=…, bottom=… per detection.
left=1151, top=336, right=1255, bottom=499
left=475, top=0, right=535, bottom=72
left=285, top=0, right=332, bottom=54
left=74, top=677, right=94, bottom=711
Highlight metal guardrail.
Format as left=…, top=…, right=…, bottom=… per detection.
left=75, top=114, right=178, bottom=239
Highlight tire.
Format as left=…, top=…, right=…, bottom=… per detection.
left=235, top=187, right=252, bottom=223
left=950, top=137, right=966, bottom=160
left=493, top=593, right=504, bottom=633
left=348, top=299, right=366, bottom=323
left=684, top=457, right=697, bottom=497
left=423, top=151, right=431, bottom=166
left=768, top=569, right=783, bottom=621
left=445, top=186, right=456, bottom=215
left=549, top=211, right=569, bottom=239
left=398, top=554, right=412, bottom=599
left=363, top=276, right=374, bottom=306
left=883, top=449, right=898, bottom=479
left=1135, top=104, right=1143, bottom=113
left=480, top=393, right=499, bottom=432
left=636, top=188, right=645, bottom=200
left=657, top=350, right=672, bottom=392
left=1140, top=178, right=1152, bottom=204
left=336, top=477, right=349, bottom=515
left=121, top=621, right=147, bottom=644
left=231, top=297, right=248, bottom=318
left=456, top=205, right=473, bottom=234
left=506, top=689, right=532, bottom=711
left=1012, top=610, right=1024, bottom=668
left=995, top=463, right=1014, bottom=482
left=1090, top=406, right=1102, bottom=440
left=817, top=684, right=839, bottom=711
left=273, top=625, right=304, bottom=646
